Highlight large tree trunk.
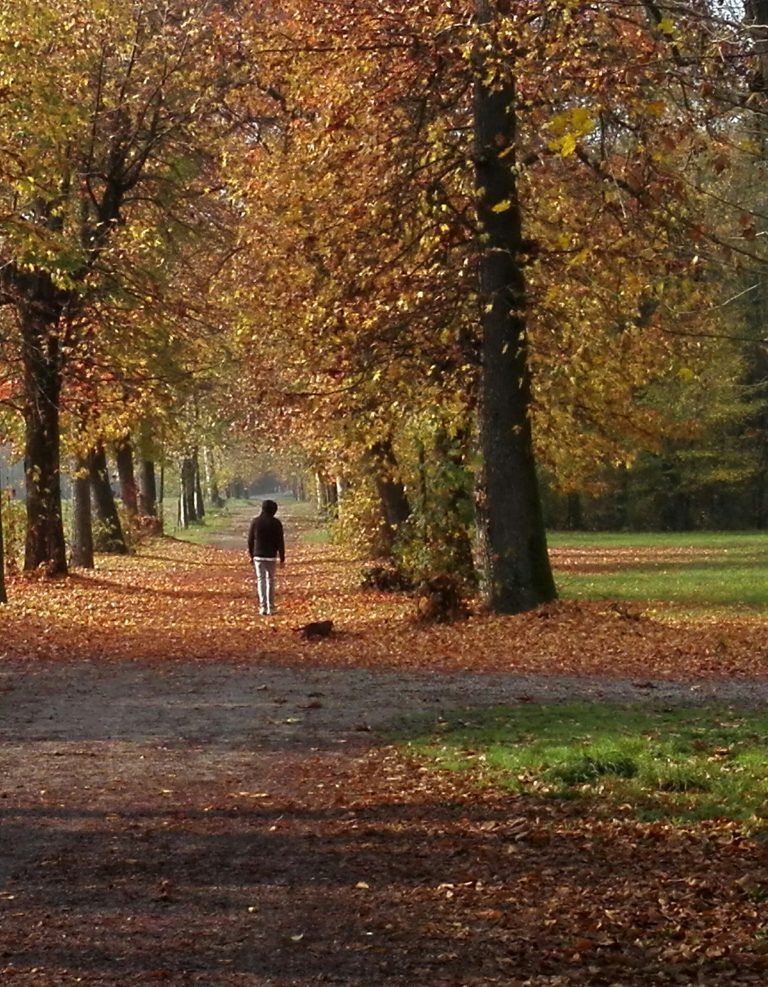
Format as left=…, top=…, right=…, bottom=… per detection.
left=366, top=438, right=411, bottom=557
left=71, top=454, right=94, bottom=569
left=472, top=0, right=556, bottom=613
left=115, top=436, right=139, bottom=522
left=19, top=285, right=68, bottom=574
left=89, top=442, right=128, bottom=554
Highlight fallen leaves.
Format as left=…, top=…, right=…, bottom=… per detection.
left=1, top=533, right=768, bottom=683
left=1, top=529, right=768, bottom=984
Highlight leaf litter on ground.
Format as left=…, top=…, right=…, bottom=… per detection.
left=2, top=533, right=768, bottom=681
left=3, top=532, right=768, bottom=983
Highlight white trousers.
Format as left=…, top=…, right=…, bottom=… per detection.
left=253, top=558, right=277, bottom=613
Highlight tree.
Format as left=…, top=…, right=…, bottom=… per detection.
left=471, top=0, right=556, bottom=610
left=0, top=0, right=244, bottom=572
left=238, top=0, right=759, bottom=608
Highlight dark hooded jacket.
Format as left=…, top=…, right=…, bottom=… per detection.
left=247, top=500, right=285, bottom=562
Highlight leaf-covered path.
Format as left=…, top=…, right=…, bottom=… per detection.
left=2, top=506, right=768, bottom=985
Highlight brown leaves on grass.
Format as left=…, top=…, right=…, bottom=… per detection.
left=302, top=748, right=768, bottom=986
left=2, top=534, right=768, bottom=680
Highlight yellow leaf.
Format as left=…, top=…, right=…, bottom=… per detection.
left=658, top=17, right=674, bottom=34
left=491, top=199, right=512, bottom=213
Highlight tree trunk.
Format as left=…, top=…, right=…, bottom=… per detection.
left=472, top=0, right=556, bottom=613
left=178, top=456, right=197, bottom=527
left=0, top=492, right=7, bottom=604
left=335, top=475, right=348, bottom=518
left=19, top=288, right=68, bottom=574
left=203, top=446, right=224, bottom=508
left=135, top=423, right=161, bottom=531
left=89, top=442, right=128, bottom=554
left=115, top=436, right=139, bottom=521
left=314, top=472, right=329, bottom=515
left=194, top=450, right=205, bottom=519
left=565, top=492, right=583, bottom=531
left=71, top=455, right=94, bottom=569
left=366, top=438, right=411, bottom=556
left=138, top=458, right=160, bottom=519
left=434, top=426, right=475, bottom=579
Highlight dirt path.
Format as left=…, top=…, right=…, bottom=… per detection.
left=2, top=506, right=768, bottom=985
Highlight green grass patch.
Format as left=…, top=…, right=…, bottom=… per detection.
left=549, top=531, right=768, bottom=610
left=161, top=498, right=256, bottom=544
left=163, top=496, right=330, bottom=547
left=393, top=702, right=768, bottom=826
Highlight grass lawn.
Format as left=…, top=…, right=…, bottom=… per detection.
left=395, top=531, right=768, bottom=828
left=550, top=530, right=768, bottom=610
left=162, top=496, right=326, bottom=545
left=395, top=702, right=768, bottom=827
left=160, top=497, right=257, bottom=543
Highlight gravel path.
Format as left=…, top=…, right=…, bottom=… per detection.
left=2, top=657, right=767, bottom=758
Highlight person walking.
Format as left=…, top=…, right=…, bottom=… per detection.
left=247, top=500, right=285, bottom=616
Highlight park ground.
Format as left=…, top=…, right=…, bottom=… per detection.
left=2, top=504, right=768, bottom=984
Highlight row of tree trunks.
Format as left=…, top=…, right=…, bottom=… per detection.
left=70, top=436, right=163, bottom=570
left=178, top=451, right=206, bottom=528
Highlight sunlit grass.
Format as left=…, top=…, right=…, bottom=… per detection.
left=394, top=703, right=768, bottom=826
left=549, top=531, right=768, bottom=610
left=164, top=496, right=330, bottom=546
left=161, top=498, right=256, bottom=544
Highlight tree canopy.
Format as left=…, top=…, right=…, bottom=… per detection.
left=0, top=0, right=767, bottom=608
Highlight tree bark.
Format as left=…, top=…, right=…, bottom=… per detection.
left=472, top=0, right=556, bottom=612
left=366, top=438, right=411, bottom=556
left=71, top=455, right=94, bottom=569
left=434, top=426, right=475, bottom=578
left=179, top=456, right=198, bottom=527
left=115, top=437, right=139, bottom=521
left=19, top=282, right=68, bottom=574
left=138, top=460, right=156, bottom=516
left=89, top=442, right=128, bottom=554
left=0, top=492, right=7, bottom=604
left=194, top=450, right=205, bottom=519
left=565, top=492, right=583, bottom=531
left=203, top=446, right=224, bottom=508
left=136, top=424, right=161, bottom=531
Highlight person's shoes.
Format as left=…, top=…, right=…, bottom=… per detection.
left=259, top=607, right=267, bottom=616
left=267, top=607, right=278, bottom=616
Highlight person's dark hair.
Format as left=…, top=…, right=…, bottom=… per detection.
left=262, top=499, right=278, bottom=516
